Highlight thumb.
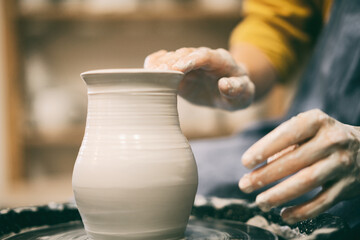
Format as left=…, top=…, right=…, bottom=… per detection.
left=217, top=76, right=255, bottom=110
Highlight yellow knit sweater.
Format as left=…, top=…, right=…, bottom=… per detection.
left=230, top=0, right=332, bottom=81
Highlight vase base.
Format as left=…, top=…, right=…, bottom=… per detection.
left=86, top=228, right=185, bottom=240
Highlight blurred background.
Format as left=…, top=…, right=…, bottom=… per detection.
left=0, top=0, right=296, bottom=208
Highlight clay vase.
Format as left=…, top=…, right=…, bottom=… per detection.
left=72, top=69, right=198, bottom=240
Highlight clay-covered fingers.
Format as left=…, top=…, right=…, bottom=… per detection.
left=171, top=47, right=242, bottom=75
left=239, top=129, right=338, bottom=193
left=144, top=47, right=208, bottom=73
left=144, top=49, right=187, bottom=70
left=172, top=47, right=211, bottom=73
left=217, top=76, right=255, bottom=110
left=144, top=47, right=254, bottom=110
left=280, top=178, right=348, bottom=224
left=280, top=190, right=335, bottom=224
left=281, top=168, right=360, bottom=224
left=239, top=110, right=360, bottom=223
left=145, top=47, right=245, bottom=76
left=144, top=50, right=168, bottom=69
left=241, top=109, right=330, bottom=169
left=254, top=152, right=347, bottom=212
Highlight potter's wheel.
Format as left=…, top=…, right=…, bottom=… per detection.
left=0, top=201, right=349, bottom=239
left=2, top=218, right=277, bottom=240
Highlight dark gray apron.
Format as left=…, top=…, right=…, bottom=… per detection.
left=287, top=0, right=360, bottom=124
left=191, top=0, right=360, bottom=229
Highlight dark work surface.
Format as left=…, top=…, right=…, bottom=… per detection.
left=0, top=218, right=279, bottom=240
left=0, top=203, right=81, bottom=238
left=0, top=201, right=355, bottom=240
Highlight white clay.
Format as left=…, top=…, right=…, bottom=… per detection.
left=246, top=215, right=305, bottom=239
left=73, top=69, right=198, bottom=240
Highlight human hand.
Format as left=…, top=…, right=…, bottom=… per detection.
left=144, top=47, right=255, bottom=111
left=238, top=109, right=360, bottom=224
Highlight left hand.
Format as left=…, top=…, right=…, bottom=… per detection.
left=144, top=47, right=254, bottom=111
left=239, top=109, right=360, bottom=224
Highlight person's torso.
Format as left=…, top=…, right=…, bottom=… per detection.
left=288, top=0, right=360, bottom=126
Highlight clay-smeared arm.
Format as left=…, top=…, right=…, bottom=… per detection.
left=239, top=109, right=360, bottom=224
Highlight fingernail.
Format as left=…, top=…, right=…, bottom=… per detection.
left=226, top=79, right=237, bottom=95
left=223, top=78, right=244, bottom=97
left=239, top=174, right=253, bottom=193
left=280, top=207, right=290, bottom=218
left=256, top=194, right=272, bottom=212
left=280, top=208, right=298, bottom=224
left=228, top=77, right=242, bottom=89
left=158, top=64, right=169, bottom=70
left=173, top=60, right=185, bottom=70
left=283, top=217, right=298, bottom=225
left=143, top=56, right=150, bottom=68
left=242, top=152, right=261, bottom=169
left=241, top=152, right=252, bottom=165
left=173, top=59, right=195, bottom=71
left=219, top=78, right=231, bottom=91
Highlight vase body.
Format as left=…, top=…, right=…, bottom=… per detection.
left=72, top=69, right=198, bottom=240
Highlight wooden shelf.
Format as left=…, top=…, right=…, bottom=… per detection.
left=2, top=174, right=73, bottom=208
left=17, top=3, right=242, bottom=21
left=24, top=125, right=85, bottom=148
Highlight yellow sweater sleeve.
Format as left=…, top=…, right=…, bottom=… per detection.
left=230, top=0, right=331, bottom=82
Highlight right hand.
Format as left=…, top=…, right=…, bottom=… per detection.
left=144, top=47, right=255, bottom=111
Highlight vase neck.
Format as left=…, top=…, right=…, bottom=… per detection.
left=81, top=69, right=184, bottom=129
left=86, top=91, right=180, bottom=127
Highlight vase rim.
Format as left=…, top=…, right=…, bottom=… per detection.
left=81, top=68, right=184, bottom=78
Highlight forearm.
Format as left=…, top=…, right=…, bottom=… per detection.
left=229, top=0, right=327, bottom=100
left=230, top=43, right=277, bottom=101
